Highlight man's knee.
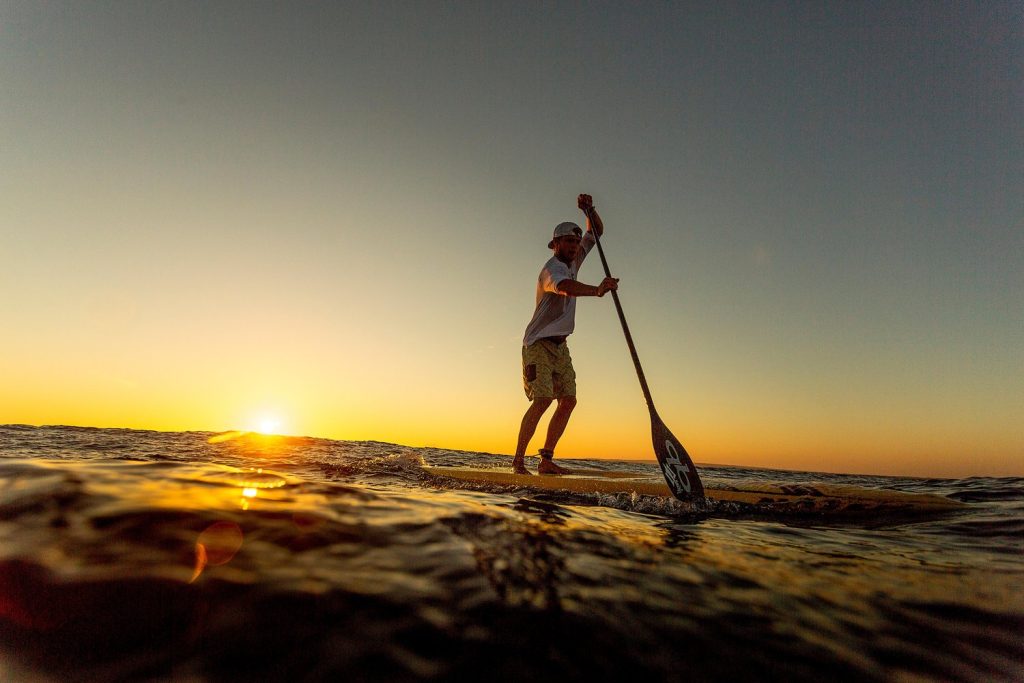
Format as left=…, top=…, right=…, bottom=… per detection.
left=531, top=397, right=554, bottom=412
left=558, top=396, right=577, bottom=410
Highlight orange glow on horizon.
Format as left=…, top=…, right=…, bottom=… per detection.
left=2, top=378, right=1021, bottom=478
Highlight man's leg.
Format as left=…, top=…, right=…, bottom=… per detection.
left=538, top=396, right=576, bottom=474
left=514, top=398, right=553, bottom=474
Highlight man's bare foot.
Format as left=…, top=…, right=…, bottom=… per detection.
left=538, top=458, right=571, bottom=475
left=511, top=457, right=532, bottom=475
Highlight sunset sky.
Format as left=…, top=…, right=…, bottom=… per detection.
left=2, top=2, right=1021, bottom=477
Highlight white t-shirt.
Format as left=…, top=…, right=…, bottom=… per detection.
left=522, top=232, right=597, bottom=347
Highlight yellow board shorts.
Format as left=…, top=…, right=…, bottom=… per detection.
left=522, top=339, right=576, bottom=400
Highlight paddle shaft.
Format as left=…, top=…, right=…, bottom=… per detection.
left=587, top=213, right=656, bottom=411
left=583, top=207, right=704, bottom=499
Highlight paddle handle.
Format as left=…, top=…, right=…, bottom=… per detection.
left=587, top=212, right=656, bottom=411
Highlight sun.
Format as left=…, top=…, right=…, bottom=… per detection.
left=252, top=416, right=283, bottom=435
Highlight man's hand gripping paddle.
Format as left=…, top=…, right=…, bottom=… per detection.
left=580, top=196, right=705, bottom=500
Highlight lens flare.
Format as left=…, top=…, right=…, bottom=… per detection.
left=190, top=521, right=244, bottom=583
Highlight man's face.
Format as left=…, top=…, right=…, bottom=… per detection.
left=553, top=235, right=582, bottom=261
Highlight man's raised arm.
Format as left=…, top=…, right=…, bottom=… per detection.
left=578, top=193, right=604, bottom=238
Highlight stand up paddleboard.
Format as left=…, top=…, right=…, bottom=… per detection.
left=425, top=466, right=965, bottom=520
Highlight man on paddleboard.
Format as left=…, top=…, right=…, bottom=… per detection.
left=513, top=194, right=619, bottom=475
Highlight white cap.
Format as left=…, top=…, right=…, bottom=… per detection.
left=548, top=222, right=583, bottom=249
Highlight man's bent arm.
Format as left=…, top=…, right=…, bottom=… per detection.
left=557, top=278, right=617, bottom=297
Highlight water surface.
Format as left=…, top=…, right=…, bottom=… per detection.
left=1, top=425, right=1020, bottom=681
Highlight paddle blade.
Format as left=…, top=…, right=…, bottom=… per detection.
left=651, top=413, right=705, bottom=500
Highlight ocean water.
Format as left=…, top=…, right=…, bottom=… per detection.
left=0, top=425, right=1021, bottom=682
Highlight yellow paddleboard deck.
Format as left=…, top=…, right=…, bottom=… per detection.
left=425, top=466, right=965, bottom=518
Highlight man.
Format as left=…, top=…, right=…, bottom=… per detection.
left=513, top=194, right=619, bottom=475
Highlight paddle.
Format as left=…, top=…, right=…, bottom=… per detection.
left=582, top=201, right=705, bottom=500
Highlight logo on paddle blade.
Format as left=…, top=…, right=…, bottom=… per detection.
left=663, top=440, right=692, bottom=494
